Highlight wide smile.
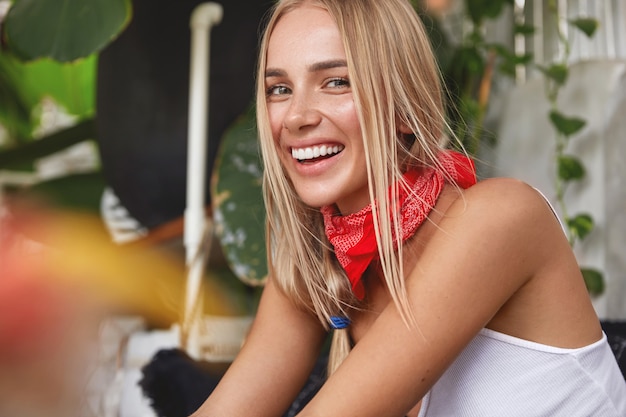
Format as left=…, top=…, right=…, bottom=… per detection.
left=291, top=144, right=344, bottom=163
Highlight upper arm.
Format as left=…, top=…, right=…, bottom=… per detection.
left=300, top=179, right=561, bottom=417
left=192, top=276, right=327, bottom=417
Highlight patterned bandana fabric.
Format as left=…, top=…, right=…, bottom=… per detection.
left=321, top=151, right=476, bottom=299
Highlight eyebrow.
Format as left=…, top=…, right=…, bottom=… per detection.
left=265, top=59, right=348, bottom=78
left=309, top=59, right=347, bottom=72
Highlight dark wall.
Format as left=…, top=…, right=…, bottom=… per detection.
left=96, top=0, right=272, bottom=230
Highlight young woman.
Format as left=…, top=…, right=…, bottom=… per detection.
left=192, top=1, right=626, bottom=416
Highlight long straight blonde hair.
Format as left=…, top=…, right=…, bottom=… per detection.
left=256, top=0, right=451, bottom=374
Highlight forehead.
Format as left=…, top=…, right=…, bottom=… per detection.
left=266, top=5, right=345, bottom=68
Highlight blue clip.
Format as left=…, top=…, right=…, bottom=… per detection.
left=329, top=316, right=351, bottom=330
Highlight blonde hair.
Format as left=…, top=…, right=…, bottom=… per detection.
left=256, top=0, right=450, bottom=374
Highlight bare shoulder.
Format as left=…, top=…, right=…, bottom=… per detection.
left=454, top=177, right=550, bottom=212
left=439, top=178, right=600, bottom=347
left=445, top=177, right=561, bottom=235
left=463, top=176, right=539, bottom=198
left=422, top=177, right=570, bottom=288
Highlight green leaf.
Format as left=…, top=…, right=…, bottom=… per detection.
left=488, top=44, right=527, bottom=77
left=549, top=110, right=586, bottom=136
left=490, top=43, right=532, bottom=61
left=211, top=105, right=267, bottom=286
left=0, top=52, right=96, bottom=148
left=569, top=18, right=598, bottom=38
left=465, top=0, right=510, bottom=25
left=557, top=155, right=585, bottom=181
left=581, top=267, right=604, bottom=296
left=0, top=53, right=35, bottom=142
left=4, top=0, right=132, bottom=62
left=538, top=64, right=569, bottom=86
left=21, top=56, right=97, bottom=116
left=514, top=53, right=533, bottom=65
left=514, top=23, right=535, bottom=36
left=567, top=213, right=594, bottom=240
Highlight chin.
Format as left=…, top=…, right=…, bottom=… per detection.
left=294, top=190, right=335, bottom=210
left=299, top=197, right=332, bottom=210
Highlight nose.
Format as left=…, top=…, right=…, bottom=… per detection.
left=282, top=92, right=322, bottom=132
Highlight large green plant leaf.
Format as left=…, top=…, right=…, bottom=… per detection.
left=23, top=56, right=97, bottom=116
left=4, top=0, right=132, bottom=62
left=0, top=52, right=96, bottom=146
left=212, top=105, right=267, bottom=286
left=0, top=53, right=33, bottom=141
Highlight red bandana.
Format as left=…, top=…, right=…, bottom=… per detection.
left=321, top=151, right=476, bottom=299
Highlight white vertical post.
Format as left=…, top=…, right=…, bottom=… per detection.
left=183, top=2, right=223, bottom=358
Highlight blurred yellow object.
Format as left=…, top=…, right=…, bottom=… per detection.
left=0, top=201, right=239, bottom=416
left=3, top=204, right=236, bottom=326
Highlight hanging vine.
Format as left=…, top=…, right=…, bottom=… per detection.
left=538, top=0, right=604, bottom=295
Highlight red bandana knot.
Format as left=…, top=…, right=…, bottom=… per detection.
left=321, top=150, right=476, bottom=299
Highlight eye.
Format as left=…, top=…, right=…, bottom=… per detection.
left=326, top=77, right=350, bottom=89
left=266, top=84, right=291, bottom=97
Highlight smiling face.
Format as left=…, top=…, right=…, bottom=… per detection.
left=264, top=5, right=368, bottom=214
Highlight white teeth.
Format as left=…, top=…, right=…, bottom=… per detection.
left=291, top=144, right=344, bottom=161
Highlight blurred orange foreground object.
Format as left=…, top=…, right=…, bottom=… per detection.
left=0, top=258, right=73, bottom=359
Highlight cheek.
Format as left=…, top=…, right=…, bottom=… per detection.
left=335, top=99, right=361, bottom=136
